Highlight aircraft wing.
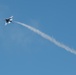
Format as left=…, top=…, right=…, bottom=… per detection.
left=10, top=16, right=13, bottom=19
left=5, top=21, right=11, bottom=26
left=5, top=22, right=7, bottom=25
left=9, top=16, right=13, bottom=21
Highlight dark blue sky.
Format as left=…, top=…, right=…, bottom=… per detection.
left=0, top=0, right=76, bottom=75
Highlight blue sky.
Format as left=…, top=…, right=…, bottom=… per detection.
left=0, top=0, right=76, bottom=75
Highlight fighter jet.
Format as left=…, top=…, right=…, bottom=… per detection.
left=5, top=16, right=13, bottom=25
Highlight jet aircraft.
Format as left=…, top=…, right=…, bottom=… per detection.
left=5, top=16, right=13, bottom=25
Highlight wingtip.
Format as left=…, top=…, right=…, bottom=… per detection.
left=11, top=16, right=13, bottom=18
left=5, top=23, right=7, bottom=26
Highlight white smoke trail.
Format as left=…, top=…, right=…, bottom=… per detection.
left=15, top=21, right=76, bottom=55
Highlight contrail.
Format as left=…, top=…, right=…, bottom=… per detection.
left=15, top=21, right=76, bottom=55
